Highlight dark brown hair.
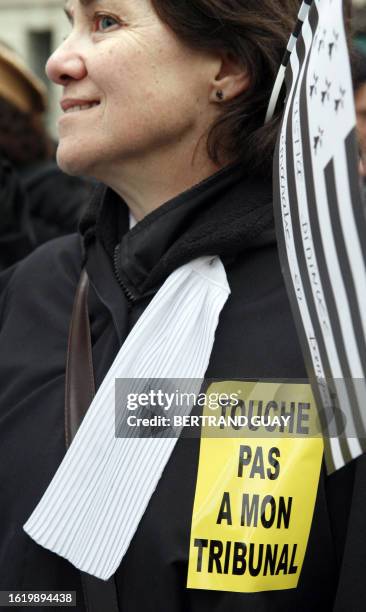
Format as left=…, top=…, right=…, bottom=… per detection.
left=0, top=97, right=53, bottom=167
left=151, top=0, right=300, bottom=177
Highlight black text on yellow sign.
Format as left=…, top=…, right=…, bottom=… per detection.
left=187, top=381, right=323, bottom=593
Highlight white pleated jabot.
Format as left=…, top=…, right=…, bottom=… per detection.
left=24, top=256, right=230, bottom=580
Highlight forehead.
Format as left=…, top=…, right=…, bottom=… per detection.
left=64, top=0, right=156, bottom=26
left=64, top=0, right=125, bottom=12
left=65, top=0, right=105, bottom=11
left=64, top=0, right=154, bottom=21
left=64, top=0, right=90, bottom=15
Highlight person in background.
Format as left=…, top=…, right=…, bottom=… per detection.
left=0, top=42, right=93, bottom=262
left=0, top=155, right=35, bottom=271
left=352, top=47, right=366, bottom=180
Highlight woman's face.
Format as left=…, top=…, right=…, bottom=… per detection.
left=47, top=0, right=220, bottom=180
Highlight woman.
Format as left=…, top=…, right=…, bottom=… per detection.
left=0, top=1, right=362, bottom=610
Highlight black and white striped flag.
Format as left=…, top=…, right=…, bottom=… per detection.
left=272, top=0, right=366, bottom=473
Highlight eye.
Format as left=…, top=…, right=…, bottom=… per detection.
left=94, top=14, right=121, bottom=32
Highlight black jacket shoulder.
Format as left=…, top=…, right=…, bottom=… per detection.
left=0, top=234, right=82, bottom=331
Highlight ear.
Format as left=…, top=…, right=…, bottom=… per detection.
left=209, top=51, right=250, bottom=103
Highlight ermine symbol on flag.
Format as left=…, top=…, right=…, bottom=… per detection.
left=270, top=0, right=366, bottom=473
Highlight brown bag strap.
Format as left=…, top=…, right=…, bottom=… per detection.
left=65, top=268, right=119, bottom=612
left=65, top=268, right=95, bottom=446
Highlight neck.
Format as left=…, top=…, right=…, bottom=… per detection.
left=94, top=137, right=222, bottom=221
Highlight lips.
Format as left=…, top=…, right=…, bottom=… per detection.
left=60, top=98, right=101, bottom=113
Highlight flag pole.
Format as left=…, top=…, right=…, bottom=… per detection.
left=265, top=0, right=314, bottom=123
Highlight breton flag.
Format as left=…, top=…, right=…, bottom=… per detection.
left=271, top=0, right=366, bottom=473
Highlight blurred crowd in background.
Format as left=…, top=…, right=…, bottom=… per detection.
left=0, top=0, right=95, bottom=271
left=0, top=41, right=94, bottom=271
left=0, top=0, right=366, bottom=272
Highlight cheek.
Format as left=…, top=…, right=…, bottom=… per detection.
left=98, top=38, right=204, bottom=115
left=102, top=63, right=196, bottom=136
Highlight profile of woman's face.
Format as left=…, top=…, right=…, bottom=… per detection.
left=47, top=0, right=220, bottom=180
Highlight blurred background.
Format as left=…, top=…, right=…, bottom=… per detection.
left=0, top=0, right=94, bottom=271
left=0, top=0, right=69, bottom=138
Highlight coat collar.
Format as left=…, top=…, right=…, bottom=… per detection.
left=81, top=163, right=274, bottom=300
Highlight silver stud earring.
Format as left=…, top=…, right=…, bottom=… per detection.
left=216, top=89, right=224, bottom=101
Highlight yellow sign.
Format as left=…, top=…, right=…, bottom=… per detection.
left=187, top=381, right=323, bottom=593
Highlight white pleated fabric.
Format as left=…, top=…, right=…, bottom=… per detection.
left=24, top=256, right=230, bottom=580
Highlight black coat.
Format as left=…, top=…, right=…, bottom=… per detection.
left=0, top=164, right=364, bottom=611
left=0, top=156, right=93, bottom=272
left=0, top=158, right=35, bottom=271
left=18, top=162, right=94, bottom=245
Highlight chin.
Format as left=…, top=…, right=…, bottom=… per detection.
left=56, top=146, right=82, bottom=176
left=56, top=141, right=96, bottom=177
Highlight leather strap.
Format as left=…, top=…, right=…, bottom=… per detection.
left=65, top=268, right=95, bottom=447
left=65, top=268, right=119, bottom=612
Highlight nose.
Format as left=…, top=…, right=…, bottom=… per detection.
left=46, top=37, right=87, bottom=85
